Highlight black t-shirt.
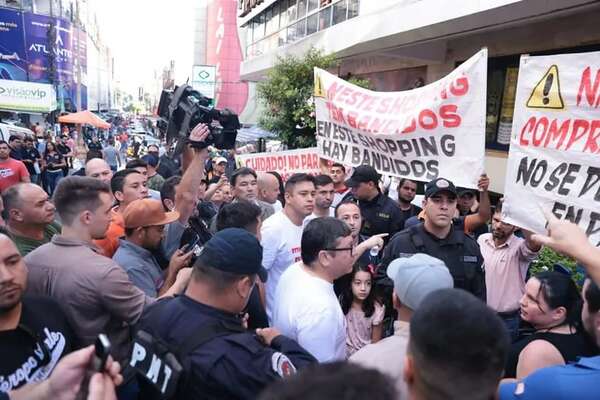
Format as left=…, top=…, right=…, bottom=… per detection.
left=21, top=148, right=40, bottom=175
left=398, top=204, right=423, bottom=231
left=0, top=295, right=77, bottom=392
left=44, top=152, right=63, bottom=171
left=56, top=143, right=70, bottom=157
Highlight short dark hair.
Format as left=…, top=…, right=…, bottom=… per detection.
left=111, top=169, right=141, bottom=196
left=258, top=362, right=396, bottom=400
left=230, top=167, right=257, bottom=187
left=495, top=198, right=504, bottom=214
left=192, top=258, right=247, bottom=291
left=8, top=135, right=20, bottom=142
left=397, top=178, right=416, bottom=189
left=160, top=176, right=181, bottom=209
left=126, top=159, right=148, bottom=170
left=216, top=200, right=262, bottom=234
left=53, top=176, right=111, bottom=225
left=409, top=289, right=509, bottom=400
left=314, top=174, right=333, bottom=188
left=284, top=173, right=316, bottom=193
left=0, top=140, right=7, bottom=146
left=331, top=162, right=346, bottom=173
left=334, top=200, right=359, bottom=218
left=24, top=137, right=34, bottom=143
left=585, top=278, right=600, bottom=314
left=301, top=217, right=351, bottom=265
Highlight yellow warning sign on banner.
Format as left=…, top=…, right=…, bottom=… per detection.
left=314, top=73, right=326, bottom=98
left=526, top=65, right=565, bottom=110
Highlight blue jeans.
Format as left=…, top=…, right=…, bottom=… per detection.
left=46, top=170, right=63, bottom=196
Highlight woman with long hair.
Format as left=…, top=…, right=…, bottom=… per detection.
left=505, top=271, right=597, bottom=378
left=43, top=141, right=66, bottom=196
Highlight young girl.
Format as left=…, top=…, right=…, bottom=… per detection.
left=340, top=264, right=385, bottom=357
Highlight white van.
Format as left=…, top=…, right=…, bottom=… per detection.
left=0, top=123, right=34, bottom=142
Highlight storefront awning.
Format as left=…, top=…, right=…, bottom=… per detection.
left=58, top=110, right=111, bottom=129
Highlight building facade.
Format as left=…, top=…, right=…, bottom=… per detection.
left=237, top=0, right=600, bottom=193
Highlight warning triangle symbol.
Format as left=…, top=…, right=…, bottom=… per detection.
left=314, top=73, right=326, bottom=98
left=526, top=65, right=565, bottom=110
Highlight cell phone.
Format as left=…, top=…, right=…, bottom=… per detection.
left=181, top=235, right=202, bottom=253
left=91, top=333, right=111, bottom=372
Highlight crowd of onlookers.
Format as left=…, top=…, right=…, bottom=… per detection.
left=0, top=121, right=598, bottom=400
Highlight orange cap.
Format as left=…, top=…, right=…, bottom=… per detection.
left=122, top=199, right=180, bottom=229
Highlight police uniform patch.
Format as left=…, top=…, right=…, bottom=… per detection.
left=271, top=352, right=297, bottom=377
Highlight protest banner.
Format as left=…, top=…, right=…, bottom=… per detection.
left=503, top=51, right=600, bottom=245
left=236, top=148, right=324, bottom=181
left=313, top=49, right=487, bottom=189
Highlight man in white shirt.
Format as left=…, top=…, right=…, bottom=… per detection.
left=272, top=217, right=353, bottom=362
left=261, top=173, right=316, bottom=321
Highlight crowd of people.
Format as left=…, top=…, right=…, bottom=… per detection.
left=0, top=120, right=598, bottom=400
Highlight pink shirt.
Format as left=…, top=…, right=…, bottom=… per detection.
left=345, top=302, right=385, bottom=357
left=478, top=233, right=538, bottom=312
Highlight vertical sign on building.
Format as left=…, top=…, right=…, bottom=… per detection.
left=205, top=0, right=248, bottom=114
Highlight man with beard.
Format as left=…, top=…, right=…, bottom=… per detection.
left=0, top=228, right=76, bottom=393
left=113, top=199, right=193, bottom=297
left=478, top=199, right=540, bottom=340
left=3, top=184, right=60, bottom=256
left=396, top=179, right=422, bottom=231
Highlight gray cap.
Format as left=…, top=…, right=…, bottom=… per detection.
left=387, top=253, right=453, bottom=310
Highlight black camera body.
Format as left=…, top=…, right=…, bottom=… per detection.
left=157, top=85, right=240, bottom=150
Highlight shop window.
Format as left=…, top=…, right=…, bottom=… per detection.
left=485, top=56, right=519, bottom=151
left=287, top=22, right=297, bottom=42
left=296, top=18, right=307, bottom=39
left=288, top=0, right=297, bottom=22
left=308, top=0, right=319, bottom=12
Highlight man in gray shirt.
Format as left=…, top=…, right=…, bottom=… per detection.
left=102, top=138, right=121, bottom=172
left=25, top=177, right=191, bottom=384
left=113, top=198, right=193, bottom=297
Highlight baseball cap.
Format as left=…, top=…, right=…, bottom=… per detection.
left=141, top=154, right=159, bottom=167
left=386, top=253, right=453, bottom=310
left=345, top=165, right=381, bottom=188
left=197, top=228, right=268, bottom=282
left=213, top=156, right=227, bottom=165
left=424, top=177, right=457, bottom=198
left=123, top=199, right=180, bottom=229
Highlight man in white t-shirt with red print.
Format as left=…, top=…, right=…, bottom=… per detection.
left=261, top=173, right=316, bottom=322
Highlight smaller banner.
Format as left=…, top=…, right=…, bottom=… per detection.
left=236, top=148, right=322, bottom=181
left=192, top=65, right=216, bottom=100
left=0, top=8, right=28, bottom=81
left=503, top=50, right=600, bottom=245
left=314, top=49, right=487, bottom=189
left=0, top=78, right=57, bottom=112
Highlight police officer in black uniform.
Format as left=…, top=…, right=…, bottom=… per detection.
left=345, top=165, right=403, bottom=242
left=381, top=178, right=486, bottom=301
left=134, top=228, right=317, bottom=399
